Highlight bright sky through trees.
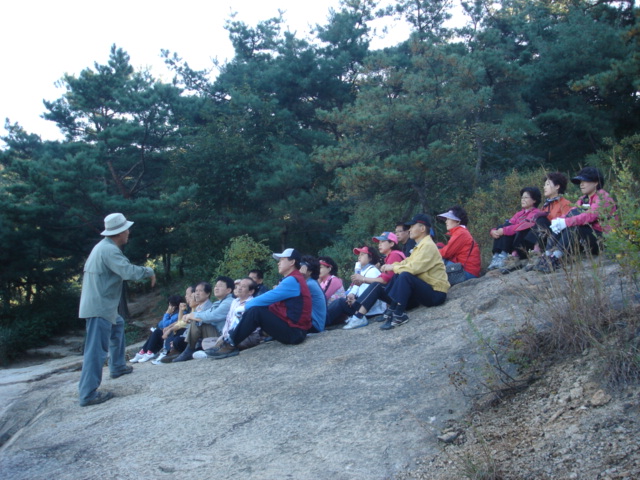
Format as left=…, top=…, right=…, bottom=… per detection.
left=1, top=0, right=416, bottom=144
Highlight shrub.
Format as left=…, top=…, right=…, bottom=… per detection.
left=213, top=235, right=278, bottom=287
left=602, top=135, right=640, bottom=278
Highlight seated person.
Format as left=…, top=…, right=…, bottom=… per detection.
left=318, top=256, right=346, bottom=305
left=342, top=232, right=406, bottom=329
left=375, top=214, right=449, bottom=330
left=130, top=293, right=185, bottom=363
left=300, top=255, right=327, bottom=333
left=193, top=277, right=260, bottom=357
left=325, top=246, right=384, bottom=328
left=487, top=187, right=544, bottom=270
left=534, top=167, right=616, bottom=273
left=436, top=206, right=481, bottom=280
left=395, top=221, right=416, bottom=257
left=172, top=278, right=234, bottom=362
left=249, top=269, right=270, bottom=296
left=158, top=285, right=212, bottom=363
left=205, top=248, right=311, bottom=359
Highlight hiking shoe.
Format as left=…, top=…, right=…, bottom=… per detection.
left=208, top=341, right=240, bottom=360
left=380, top=319, right=394, bottom=330
left=130, top=350, right=145, bottom=363
left=533, top=255, right=560, bottom=274
left=172, top=346, right=195, bottom=363
left=487, top=252, right=508, bottom=270
left=381, top=308, right=394, bottom=323
left=80, top=391, right=114, bottom=407
left=391, top=312, right=410, bottom=327
left=151, top=351, right=167, bottom=365
left=138, top=351, right=155, bottom=363
left=343, top=316, right=368, bottom=330
left=110, top=365, right=133, bottom=379
left=160, top=353, right=180, bottom=363
left=500, top=257, right=527, bottom=275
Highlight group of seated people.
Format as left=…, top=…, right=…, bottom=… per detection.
left=130, top=166, right=614, bottom=363
left=486, top=166, right=616, bottom=273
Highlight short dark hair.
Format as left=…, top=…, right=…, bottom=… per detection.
left=449, top=205, right=469, bottom=226
left=318, top=256, right=339, bottom=276
left=248, top=269, right=264, bottom=280
left=545, top=172, right=568, bottom=195
left=395, top=221, right=410, bottom=231
left=520, top=186, right=542, bottom=207
left=242, top=277, right=257, bottom=294
left=300, top=255, right=321, bottom=280
left=168, top=294, right=185, bottom=308
left=197, top=282, right=212, bottom=295
left=215, top=276, right=234, bottom=291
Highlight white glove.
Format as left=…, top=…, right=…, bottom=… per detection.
left=550, top=218, right=567, bottom=234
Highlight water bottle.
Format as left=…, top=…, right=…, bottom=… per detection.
left=354, top=261, right=362, bottom=275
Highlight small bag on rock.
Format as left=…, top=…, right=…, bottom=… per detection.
left=446, top=262, right=466, bottom=286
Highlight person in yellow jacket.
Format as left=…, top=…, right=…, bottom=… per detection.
left=378, top=214, right=449, bottom=330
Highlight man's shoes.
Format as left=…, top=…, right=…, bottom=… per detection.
left=391, top=311, right=410, bottom=327
left=380, top=311, right=410, bottom=330
left=160, top=353, right=180, bottom=363
left=500, top=257, right=527, bottom=274
left=172, top=346, right=195, bottom=362
left=110, top=365, right=133, bottom=379
left=207, top=341, right=239, bottom=360
left=80, top=391, right=114, bottom=407
left=533, top=255, right=561, bottom=274
left=343, top=316, right=368, bottom=330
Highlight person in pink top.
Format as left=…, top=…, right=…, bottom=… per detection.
left=318, top=256, right=346, bottom=305
left=534, top=167, right=616, bottom=273
left=487, top=187, right=544, bottom=270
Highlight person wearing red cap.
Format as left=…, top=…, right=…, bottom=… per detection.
left=318, top=256, right=346, bottom=305
left=342, top=232, right=407, bottom=329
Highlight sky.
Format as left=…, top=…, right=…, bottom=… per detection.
left=0, top=0, right=448, bottom=145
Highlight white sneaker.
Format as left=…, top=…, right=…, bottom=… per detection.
left=138, top=351, right=156, bottom=363
left=130, top=351, right=145, bottom=363
left=343, top=316, right=368, bottom=330
left=151, top=352, right=167, bottom=365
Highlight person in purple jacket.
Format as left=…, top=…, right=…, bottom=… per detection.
left=487, top=187, right=544, bottom=270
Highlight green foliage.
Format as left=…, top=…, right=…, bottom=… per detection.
left=600, top=135, right=640, bottom=277
left=213, top=235, right=278, bottom=287
left=0, top=286, right=81, bottom=365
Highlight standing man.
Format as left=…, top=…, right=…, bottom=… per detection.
left=78, top=213, right=156, bottom=407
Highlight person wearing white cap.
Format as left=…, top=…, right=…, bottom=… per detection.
left=78, top=213, right=156, bottom=406
left=205, top=248, right=312, bottom=359
left=436, top=206, right=481, bottom=280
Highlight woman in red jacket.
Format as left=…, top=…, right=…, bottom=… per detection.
left=437, top=206, right=481, bottom=280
